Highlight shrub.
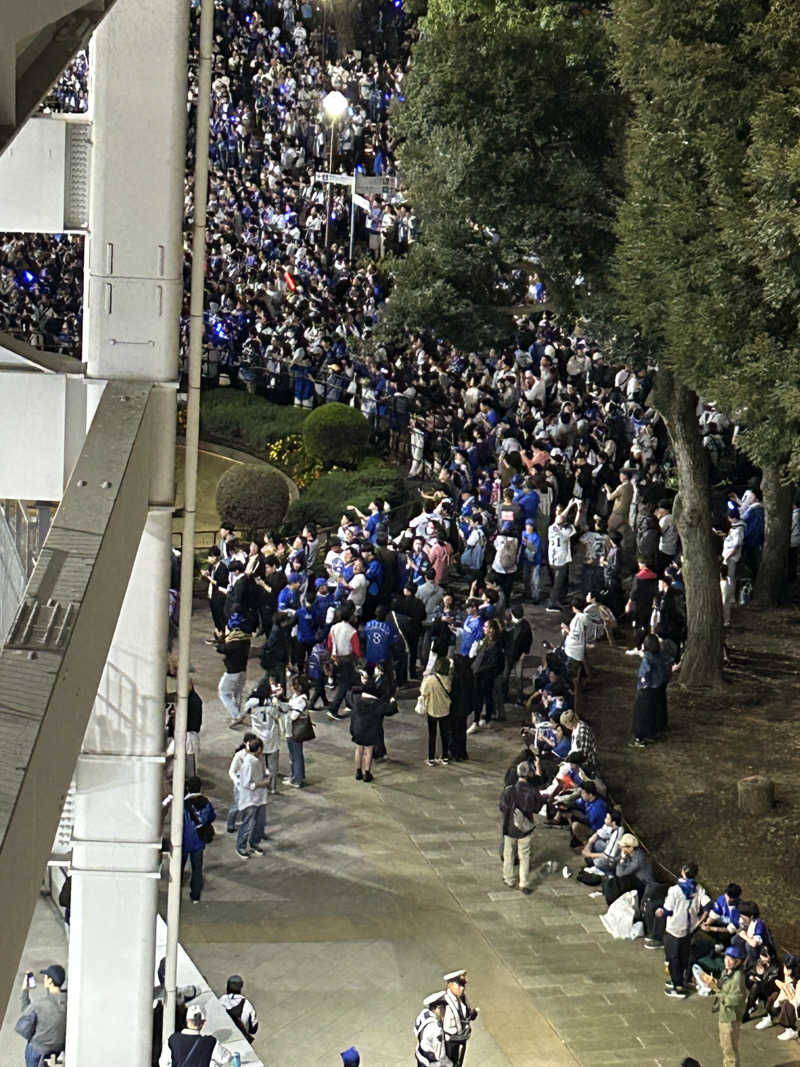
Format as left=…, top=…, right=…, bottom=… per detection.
left=215, top=464, right=290, bottom=539
left=282, top=462, right=407, bottom=533
left=302, top=403, right=370, bottom=467
left=199, top=391, right=307, bottom=453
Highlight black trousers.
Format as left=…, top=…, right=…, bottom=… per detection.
left=445, top=1041, right=467, bottom=1067
left=548, top=564, right=569, bottom=607
left=427, top=715, right=449, bottom=760
left=663, top=931, right=691, bottom=989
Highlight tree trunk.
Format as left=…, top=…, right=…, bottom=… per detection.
left=330, top=0, right=359, bottom=52
left=656, top=373, right=724, bottom=686
left=737, top=775, right=774, bottom=815
left=753, top=460, right=792, bottom=607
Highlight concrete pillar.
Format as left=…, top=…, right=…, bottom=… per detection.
left=66, top=0, right=187, bottom=1063
left=66, top=508, right=172, bottom=1067
left=82, top=0, right=187, bottom=385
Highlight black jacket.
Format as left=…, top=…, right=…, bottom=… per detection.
left=499, top=780, right=541, bottom=838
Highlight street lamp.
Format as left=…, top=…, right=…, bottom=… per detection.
left=323, top=90, right=348, bottom=248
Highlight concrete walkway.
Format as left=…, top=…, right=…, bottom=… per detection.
left=172, top=603, right=800, bottom=1067
left=4, top=600, right=800, bottom=1066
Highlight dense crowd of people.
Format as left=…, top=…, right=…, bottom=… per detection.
left=0, top=1, right=413, bottom=371
left=164, top=292, right=787, bottom=1065
left=5, top=3, right=792, bottom=1064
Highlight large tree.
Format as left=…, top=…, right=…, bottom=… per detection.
left=609, top=0, right=769, bottom=685
left=384, top=0, right=623, bottom=344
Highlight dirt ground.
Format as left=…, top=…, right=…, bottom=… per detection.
left=583, top=598, right=800, bottom=952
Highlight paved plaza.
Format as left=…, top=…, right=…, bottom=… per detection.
left=3, top=603, right=800, bottom=1067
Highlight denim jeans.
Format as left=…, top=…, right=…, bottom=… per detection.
left=182, top=848, right=204, bottom=902
left=25, top=1045, right=46, bottom=1067
left=237, top=804, right=266, bottom=851
left=523, top=562, right=541, bottom=601
left=226, top=784, right=239, bottom=832
left=218, top=671, right=246, bottom=720
left=287, top=739, right=305, bottom=785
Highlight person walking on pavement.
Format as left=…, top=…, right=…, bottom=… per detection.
left=414, top=992, right=452, bottom=1067
left=442, top=970, right=479, bottom=1066
left=159, top=1002, right=234, bottom=1066
left=219, top=974, right=259, bottom=1043
left=235, top=738, right=269, bottom=859
left=498, top=762, right=541, bottom=894
left=15, top=964, right=67, bottom=1067
left=181, top=776, right=216, bottom=904
left=216, top=612, right=252, bottom=726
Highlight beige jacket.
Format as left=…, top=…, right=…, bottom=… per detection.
left=419, top=672, right=452, bottom=718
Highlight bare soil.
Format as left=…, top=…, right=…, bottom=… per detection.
left=582, top=599, right=800, bottom=952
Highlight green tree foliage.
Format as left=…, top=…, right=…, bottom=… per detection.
left=386, top=0, right=622, bottom=343
left=282, top=461, right=406, bottom=532
left=215, top=464, right=290, bottom=539
left=612, top=0, right=800, bottom=608
left=302, top=402, right=370, bottom=467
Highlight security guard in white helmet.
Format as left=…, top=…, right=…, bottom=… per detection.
left=442, top=970, right=478, bottom=1066
left=414, top=992, right=452, bottom=1067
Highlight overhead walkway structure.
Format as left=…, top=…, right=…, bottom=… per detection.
left=0, top=0, right=188, bottom=1063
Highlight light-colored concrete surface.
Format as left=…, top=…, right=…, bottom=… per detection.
left=5, top=600, right=800, bottom=1067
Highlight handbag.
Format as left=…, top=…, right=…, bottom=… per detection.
left=414, top=693, right=427, bottom=716
left=189, top=803, right=215, bottom=845
left=291, top=712, right=316, bottom=743
left=512, top=807, right=535, bottom=834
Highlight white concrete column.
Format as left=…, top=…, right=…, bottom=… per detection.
left=67, top=0, right=187, bottom=1062
left=66, top=508, right=172, bottom=1067
left=83, top=0, right=188, bottom=384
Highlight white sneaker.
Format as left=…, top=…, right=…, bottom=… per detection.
left=562, top=865, right=572, bottom=879
left=466, top=723, right=479, bottom=735
left=625, top=647, right=642, bottom=656
left=588, top=890, right=603, bottom=898
left=755, top=1016, right=774, bottom=1030
left=778, top=1028, right=797, bottom=1041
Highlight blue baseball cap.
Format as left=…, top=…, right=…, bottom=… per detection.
left=341, top=1049, right=360, bottom=1066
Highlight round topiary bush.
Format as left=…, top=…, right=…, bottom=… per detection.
left=302, top=402, right=370, bottom=467
left=215, top=463, right=290, bottom=539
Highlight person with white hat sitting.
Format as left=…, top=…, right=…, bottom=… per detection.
left=442, top=970, right=479, bottom=1066
left=414, top=992, right=452, bottom=1067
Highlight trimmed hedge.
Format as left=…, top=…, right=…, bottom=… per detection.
left=302, top=402, right=370, bottom=467
left=200, top=391, right=307, bottom=452
left=282, top=460, right=406, bottom=533
left=216, top=463, right=290, bottom=538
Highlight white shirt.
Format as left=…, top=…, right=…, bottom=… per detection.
left=219, top=992, right=259, bottom=1038
left=347, top=572, right=368, bottom=611
left=722, top=521, right=744, bottom=563
left=548, top=523, right=575, bottom=567
left=564, top=612, right=588, bottom=662
left=663, top=882, right=711, bottom=937
left=443, top=989, right=472, bottom=1042
left=238, top=752, right=268, bottom=809
left=247, top=699, right=282, bottom=753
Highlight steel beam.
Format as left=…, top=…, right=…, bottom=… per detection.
left=0, top=377, right=153, bottom=1014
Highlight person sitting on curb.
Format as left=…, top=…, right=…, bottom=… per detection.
left=601, top=832, right=658, bottom=905
left=554, top=779, right=607, bottom=849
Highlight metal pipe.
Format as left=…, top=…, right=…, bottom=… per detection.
left=349, top=184, right=356, bottom=262
left=162, top=0, right=214, bottom=1043
left=324, top=117, right=336, bottom=248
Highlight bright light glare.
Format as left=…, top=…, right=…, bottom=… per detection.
left=322, top=90, right=348, bottom=120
